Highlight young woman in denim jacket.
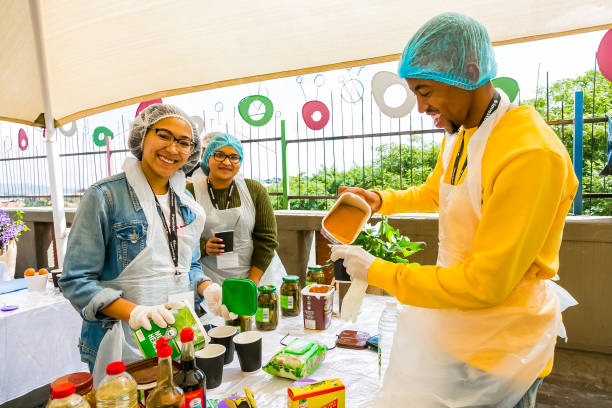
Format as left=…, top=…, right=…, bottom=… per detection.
left=60, top=104, right=225, bottom=378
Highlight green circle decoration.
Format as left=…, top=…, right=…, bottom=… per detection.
left=92, top=126, right=114, bottom=147
left=491, top=77, right=519, bottom=103
left=238, top=95, right=274, bottom=127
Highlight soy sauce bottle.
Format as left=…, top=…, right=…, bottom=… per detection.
left=174, top=328, right=206, bottom=408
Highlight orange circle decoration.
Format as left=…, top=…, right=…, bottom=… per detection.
left=302, top=101, right=330, bottom=131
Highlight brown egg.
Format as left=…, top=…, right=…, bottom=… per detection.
left=38, top=268, right=49, bottom=275
left=24, top=268, right=36, bottom=276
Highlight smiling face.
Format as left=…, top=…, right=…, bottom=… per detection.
left=405, top=78, right=474, bottom=133
left=140, top=117, right=192, bottom=185
left=208, top=145, right=241, bottom=182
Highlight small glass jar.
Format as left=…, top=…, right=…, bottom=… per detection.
left=280, top=275, right=301, bottom=317
left=256, top=285, right=278, bottom=331
left=305, top=265, right=326, bottom=286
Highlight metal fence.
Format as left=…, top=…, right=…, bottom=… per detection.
left=1, top=70, right=611, bottom=215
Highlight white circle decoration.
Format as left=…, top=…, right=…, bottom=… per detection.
left=372, top=71, right=416, bottom=118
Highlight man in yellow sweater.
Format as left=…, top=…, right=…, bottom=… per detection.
left=331, top=12, right=578, bottom=408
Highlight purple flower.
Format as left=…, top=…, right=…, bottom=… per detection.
left=0, top=209, right=28, bottom=248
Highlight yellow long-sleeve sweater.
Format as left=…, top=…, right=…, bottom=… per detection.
left=368, top=106, right=578, bottom=377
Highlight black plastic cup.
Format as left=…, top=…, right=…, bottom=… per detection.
left=51, top=269, right=62, bottom=288
left=214, top=231, right=234, bottom=253
left=233, top=331, right=262, bottom=372
left=333, top=259, right=351, bottom=282
left=195, top=344, right=225, bottom=390
left=208, top=326, right=237, bottom=365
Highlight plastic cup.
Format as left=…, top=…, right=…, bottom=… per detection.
left=233, top=331, right=262, bottom=372
left=195, top=344, right=225, bottom=390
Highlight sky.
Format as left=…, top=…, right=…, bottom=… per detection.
left=0, top=29, right=608, bottom=195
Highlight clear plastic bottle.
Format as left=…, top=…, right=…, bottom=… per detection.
left=96, top=361, right=138, bottom=408
left=47, top=382, right=91, bottom=408
left=378, top=301, right=400, bottom=382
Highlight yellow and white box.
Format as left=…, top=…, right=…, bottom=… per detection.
left=287, top=378, right=345, bottom=408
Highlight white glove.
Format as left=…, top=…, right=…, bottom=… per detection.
left=203, top=283, right=237, bottom=320
left=129, top=301, right=184, bottom=331
left=330, top=245, right=376, bottom=282
left=341, top=279, right=369, bottom=323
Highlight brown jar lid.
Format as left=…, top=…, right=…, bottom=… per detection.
left=51, top=372, right=93, bottom=395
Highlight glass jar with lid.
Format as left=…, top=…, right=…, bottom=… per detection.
left=280, top=275, right=301, bottom=317
left=305, top=265, right=326, bottom=286
left=256, top=285, right=279, bottom=330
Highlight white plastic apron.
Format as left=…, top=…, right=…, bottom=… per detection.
left=191, top=169, right=286, bottom=289
left=376, top=94, right=575, bottom=408
left=92, top=157, right=205, bottom=385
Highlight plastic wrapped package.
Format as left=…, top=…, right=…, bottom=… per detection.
left=262, top=338, right=327, bottom=380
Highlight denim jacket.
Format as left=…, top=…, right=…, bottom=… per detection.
left=59, top=172, right=209, bottom=366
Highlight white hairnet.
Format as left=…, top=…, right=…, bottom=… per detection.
left=128, top=103, right=202, bottom=173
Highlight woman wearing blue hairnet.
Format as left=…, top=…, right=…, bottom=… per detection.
left=60, top=104, right=213, bottom=382
left=332, top=13, right=577, bottom=408
left=187, top=132, right=286, bottom=317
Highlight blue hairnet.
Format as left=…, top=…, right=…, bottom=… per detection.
left=201, top=132, right=244, bottom=176
left=398, top=13, right=497, bottom=90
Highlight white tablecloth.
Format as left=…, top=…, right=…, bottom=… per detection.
left=0, top=283, right=88, bottom=404
left=201, top=293, right=388, bottom=407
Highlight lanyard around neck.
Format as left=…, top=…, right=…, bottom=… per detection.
left=207, top=178, right=235, bottom=210
left=450, top=92, right=501, bottom=185
left=153, top=187, right=180, bottom=275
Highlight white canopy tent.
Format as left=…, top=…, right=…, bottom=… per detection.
left=1, top=0, right=611, bottom=265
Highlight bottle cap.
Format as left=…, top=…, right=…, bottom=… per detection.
left=258, top=285, right=276, bottom=293
left=51, top=382, right=75, bottom=399
left=283, top=275, right=300, bottom=282
left=157, top=344, right=173, bottom=358
left=156, top=337, right=171, bottom=348
left=180, top=327, right=194, bottom=342
left=106, top=361, right=126, bottom=375
left=307, top=265, right=323, bottom=270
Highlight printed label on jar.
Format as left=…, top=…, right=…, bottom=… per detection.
left=182, top=388, right=204, bottom=408
left=304, top=319, right=316, bottom=329
left=281, top=295, right=294, bottom=309
left=256, top=307, right=270, bottom=323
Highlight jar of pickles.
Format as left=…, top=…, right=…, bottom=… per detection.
left=280, top=275, right=301, bottom=317
left=256, top=285, right=279, bottom=330
left=305, top=265, right=326, bottom=286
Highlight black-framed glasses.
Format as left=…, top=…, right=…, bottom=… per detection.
left=150, top=127, right=196, bottom=153
left=212, top=151, right=241, bottom=164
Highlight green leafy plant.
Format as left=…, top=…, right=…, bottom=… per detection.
left=353, top=216, right=425, bottom=265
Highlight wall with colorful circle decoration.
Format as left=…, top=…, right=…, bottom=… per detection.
left=302, top=100, right=330, bottom=130
left=596, top=29, right=612, bottom=82
left=18, top=128, right=28, bottom=151
left=371, top=71, right=416, bottom=118
left=238, top=95, right=274, bottom=127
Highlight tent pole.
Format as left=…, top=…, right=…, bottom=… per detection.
left=29, top=0, right=68, bottom=267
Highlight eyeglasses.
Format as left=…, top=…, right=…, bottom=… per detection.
left=212, top=151, right=241, bottom=164
left=149, top=127, right=196, bottom=153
